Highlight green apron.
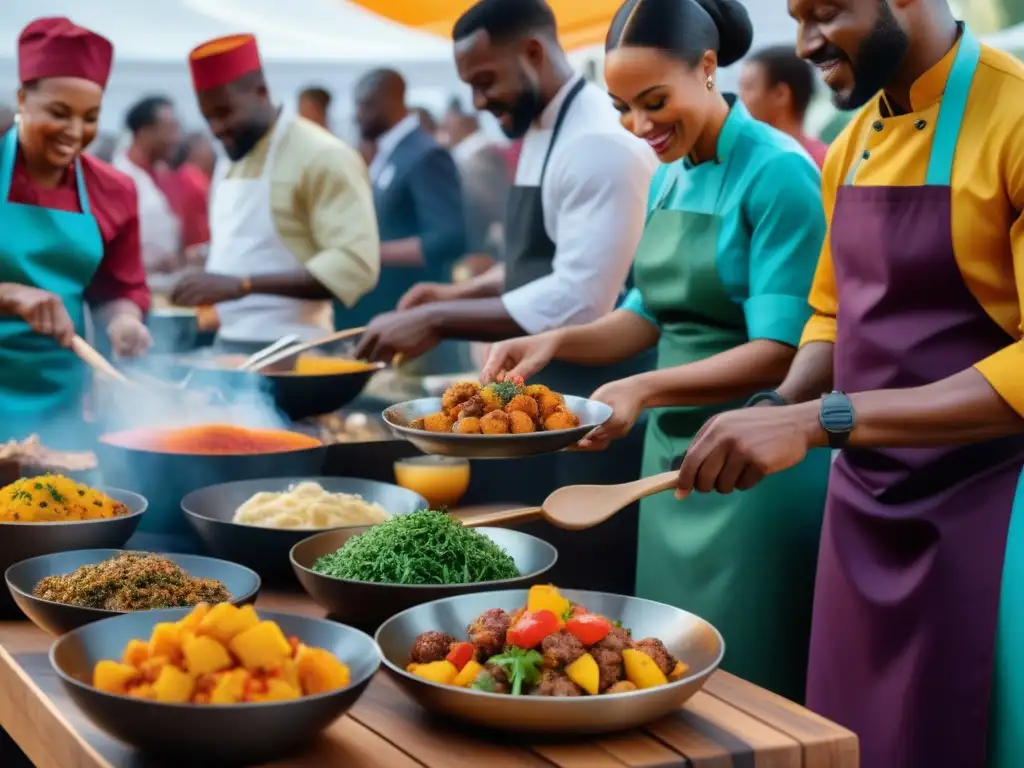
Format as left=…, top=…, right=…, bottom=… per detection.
left=633, top=168, right=830, bottom=703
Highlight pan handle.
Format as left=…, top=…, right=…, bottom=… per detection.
left=459, top=506, right=543, bottom=528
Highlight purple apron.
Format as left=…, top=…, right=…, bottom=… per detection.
left=805, top=27, right=1024, bottom=767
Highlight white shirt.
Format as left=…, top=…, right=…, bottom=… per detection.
left=368, top=113, right=420, bottom=184
left=452, top=130, right=494, bottom=167
left=501, top=76, right=658, bottom=335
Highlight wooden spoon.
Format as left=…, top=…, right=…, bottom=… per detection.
left=71, top=336, right=133, bottom=385
left=246, top=327, right=367, bottom=373
left=460, top=471, right=678, bottom=531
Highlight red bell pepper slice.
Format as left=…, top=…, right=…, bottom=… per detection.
left=565, top=614, right=612, bottom=645
left=445, top=642, right=475, bottom=671
left=506, top=609, right=560, bottom=649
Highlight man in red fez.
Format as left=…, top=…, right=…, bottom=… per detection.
left=0, top=16, right=152, bottom=448
left=170, top=34, right=380, bottom=350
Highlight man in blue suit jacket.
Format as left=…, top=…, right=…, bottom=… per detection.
left=347, top=69, right=466, bottom=330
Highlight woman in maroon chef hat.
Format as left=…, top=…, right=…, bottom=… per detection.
left=0, top=17, right=152, bottom=448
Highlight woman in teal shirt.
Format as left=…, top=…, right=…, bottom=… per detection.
left=481, top=0, right=831, bottom=702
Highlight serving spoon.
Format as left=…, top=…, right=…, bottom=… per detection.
left=459, top=471, right=679, bottom=531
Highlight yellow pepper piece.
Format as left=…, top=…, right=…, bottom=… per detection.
left=453, top=660, right=484, bottom=688
left=622, top=648, right=669, bottom=689
left=565, top=653, right=600, bottom=695
left=410, top=660, right=458, bottom=685
left=526, top=585, right=570, bottom=619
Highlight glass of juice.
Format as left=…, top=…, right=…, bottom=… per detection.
left=393, top=456, right=471, bottom=509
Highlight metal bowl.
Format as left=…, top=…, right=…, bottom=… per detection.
left=6, top=549, right=261, bottom=635
left=375, top=589, right=725, bottom=734
left=182, top=477, right=428, bottom=585
left=0, top=488, right=146, bottom=614
left=50, top=608, right=381, bottom=765
left=290, top=527, right=557, bottom=632
left=383, top=396, right=612, bottom=459
left=97, top=438, right=327, bottom=547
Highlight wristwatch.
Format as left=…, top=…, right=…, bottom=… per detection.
left=745, top=391, right=787, bottom=407
left=819, top=390, right=856, bottom=448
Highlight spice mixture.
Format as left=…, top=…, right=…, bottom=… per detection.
left=33, top=553, right=231, bottom=611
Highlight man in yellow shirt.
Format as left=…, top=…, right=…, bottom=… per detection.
left=171, top=34, right=379, bottom=347
left=674, top=1, right=1024, bottom=765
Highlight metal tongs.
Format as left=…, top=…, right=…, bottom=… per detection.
left=241, top=328, right=368, bottom=373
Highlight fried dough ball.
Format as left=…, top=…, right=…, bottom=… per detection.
left=442, top=382, right=480, bottom=416
left=408, top=418, right=426, bottom=431
left=479, top=387, right=503, bottom=413
left=523, top=384, right=552, bottom=398
left=536, top=391, right=565, bottom=418
left=509, top=410, right=536, bottom=434
left=479, top=410, right=511, bottom=434
left=544, top=408, right=580, bottom=431
left=423, top=412, right=454, bottom=433
left=505, top=394, right=539, bottom=420
left=453, top=394, right=485, bottom=420
left=454, top=417, right=482, bottom=434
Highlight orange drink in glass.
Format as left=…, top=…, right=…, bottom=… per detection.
left=393, top=456, right=471, bottom=509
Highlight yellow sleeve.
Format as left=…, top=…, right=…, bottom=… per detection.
left=300, top=144, right=381, bottom=308
left=799, top=141, right=844, bottom=346
left=974, top=139, right=1024, bottom=416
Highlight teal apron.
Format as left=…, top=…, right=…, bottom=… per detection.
left=0, top=128, right=104, bottom=450
left=633, top=163, right=831, bottom=703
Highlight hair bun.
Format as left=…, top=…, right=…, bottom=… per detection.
left=694, top=0, right=753, bottom=66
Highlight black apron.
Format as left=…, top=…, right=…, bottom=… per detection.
left=503, top=79, right=653, bottom=398
left=499, top=79, right=646, bottom=596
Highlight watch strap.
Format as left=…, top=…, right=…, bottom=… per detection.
left=745, top=391, right=787, bottom=407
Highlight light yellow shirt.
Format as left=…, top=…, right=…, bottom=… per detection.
left=801, top=41, right=1024, bottom=417
left=224, top=116, right=380, bottom=307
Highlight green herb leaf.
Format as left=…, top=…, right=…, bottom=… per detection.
left=470, top=671, right=496, bottom=692
left=488, top=646, right=543, bottom=696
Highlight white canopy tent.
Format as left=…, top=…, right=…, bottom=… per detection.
left=0, top=0, right=462, bottom=135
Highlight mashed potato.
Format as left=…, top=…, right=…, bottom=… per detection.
left=231, top=482, right=388, bottom=530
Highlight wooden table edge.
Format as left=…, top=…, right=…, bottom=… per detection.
left=0, top=645, right=113, bottom=768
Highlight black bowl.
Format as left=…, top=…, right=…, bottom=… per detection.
left=51, top=608, right=381, bottom=765
left=181, top=476, right=428, bottom=585
left=290, top=526, right=558, bottom=632
left=6, top=549, right=261, bottom=635
left=96, top=440, right=327, bottom=549
left=0, top=488, right=146, bottom=614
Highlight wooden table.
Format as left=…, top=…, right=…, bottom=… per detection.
left=0, top=592, right=858, bottom=768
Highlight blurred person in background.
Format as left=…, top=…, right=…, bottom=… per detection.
left=177, top=130, right=216, bottom=182
left=298, top=85, right=331, bottom=130
left=171, top=33, right=380, bottom=349
left=357, top=137, right=376, bottom=166
left=85, top=131, right=117, bottom=162
left=412, top=106, right=438, bottom=136
left=438, top=100, right=510, bottom=256
left=739, top=45, right=827, bottom=169
left=113, top=95, right=188, bottom=296
left=0, top=105, right=14, bottom=136
left=348, top=68, right=465, bottom=334
left=0, top=17, right=151, bottom=446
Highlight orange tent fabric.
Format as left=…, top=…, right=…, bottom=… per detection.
left=349, top=0, right=621, bottom=50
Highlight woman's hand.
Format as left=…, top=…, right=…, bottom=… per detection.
left=576, top=377, right=648, bottom=451
left=0, top=284, right=75, bottom=347
left=106, top=314, right=152, bottom=358
left=480, top=332, right=563, bottom=384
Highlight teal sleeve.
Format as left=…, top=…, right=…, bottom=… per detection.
left=742, top=152, right=826, bottom=346
left=620, top=287, right=657, bottom=327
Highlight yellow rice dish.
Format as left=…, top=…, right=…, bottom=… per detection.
left=0, top=474, right=130, bottom=522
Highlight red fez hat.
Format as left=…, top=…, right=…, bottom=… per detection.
left=189, top=34, right=262, bottom=92
left=18, top=17, right=114, bottom=88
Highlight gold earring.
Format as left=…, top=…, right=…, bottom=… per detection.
left=706, top=76, right=714, bottom=90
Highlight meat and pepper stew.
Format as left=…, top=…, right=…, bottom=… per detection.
left=405, top=585, right=689, bottom=697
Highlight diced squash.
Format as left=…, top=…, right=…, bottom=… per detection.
left=409, top=660, right=458, bottom=685
left=138, top=655, right=172, bottom=682
left=182, top=634, right=233, bottom=676
left=296, top=646, right=350, bottom=694
left=148, top=622, right=183, bottom=662
left=121, top=639, right=149, bottom=668
left=249, top=678, right=301, bottom=703
left=281, top=658, right=301, bottom=692
left=229, top=621, right=292, bottom=671
left=93, top=660, right=140, bottom=694
left=177, top=602, right=212, bottom=631
left=565, top=653, right=600, bottom=695
left=527, top=585, right=570, bottom=620
left=198, top=603, right=259, bottom=644
left=152, top=665, right=195, bottom=703
left=622, top=648, right=668, bottom=689
left=406, top=663, right=419, bottom=673
left=126, top=683, right=156, bottom=700
left=453, top=660, right=484, bottom=688
left=669, top=661, right=690, bottom=681
left=209, top=668, right=249, bottom=705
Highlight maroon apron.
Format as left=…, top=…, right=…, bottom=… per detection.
left=805, top=27, right=1024, bottom=767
